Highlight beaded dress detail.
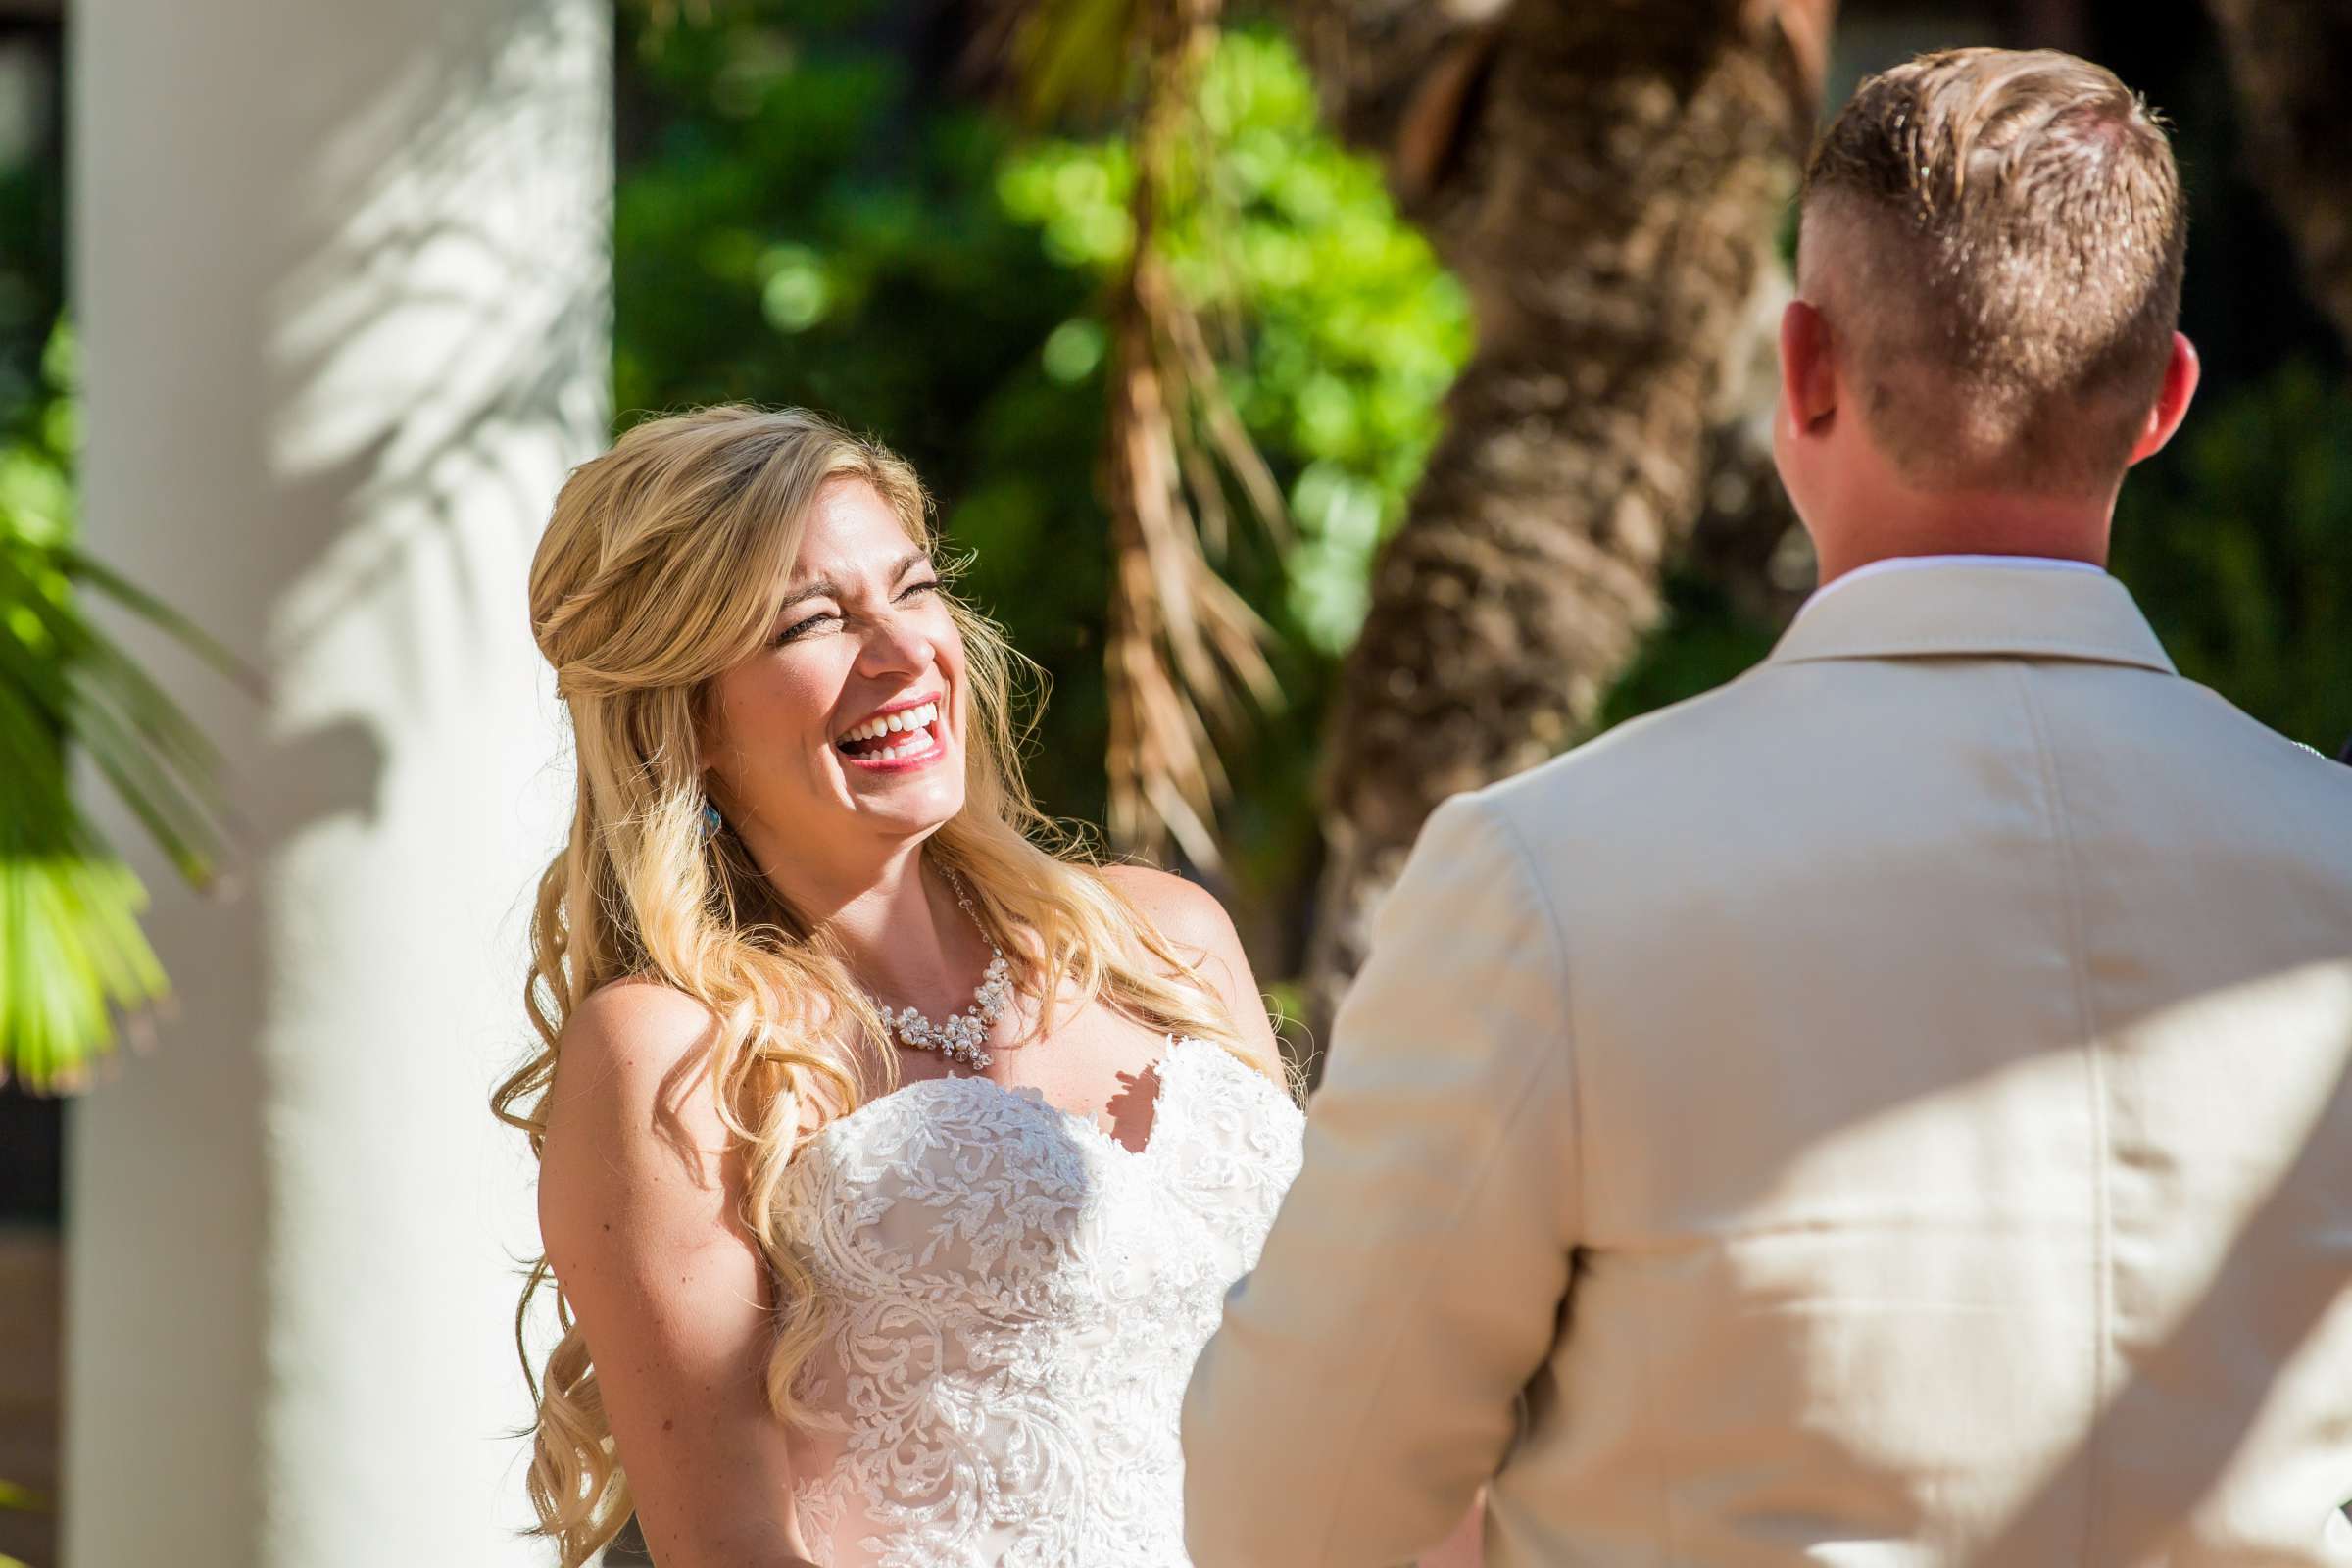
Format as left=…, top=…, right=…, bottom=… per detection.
left=772, top=1036, right=1304, bottom=1568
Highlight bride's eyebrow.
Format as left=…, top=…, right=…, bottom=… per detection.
left=773, top=553, right=932, bottom=612
left=775, top=577, right=840, bottom=612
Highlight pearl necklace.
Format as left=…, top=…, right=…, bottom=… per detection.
left=873, top=870, right=1013, bottom=1069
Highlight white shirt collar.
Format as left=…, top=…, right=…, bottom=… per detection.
left=1799, top=554, right=2108, bottom=618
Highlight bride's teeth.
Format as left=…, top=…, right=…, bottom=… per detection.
left=837, top=705, right=944, bottom=755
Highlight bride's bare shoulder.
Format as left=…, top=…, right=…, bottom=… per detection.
left=1097, top=864, right=1281, bottom=1057
left=1097, top=863, right=1241, bottom=956
left=568, top=971, right=719, bottom=1038
left=551, top=975, right=849, bottom=1148
left=538, top=978, right=732, bottom=1195
left=552, top=976, right=721, bottom=1100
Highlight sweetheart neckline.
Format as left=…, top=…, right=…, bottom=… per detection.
left=800, top=1034, right=1267, bottom=1163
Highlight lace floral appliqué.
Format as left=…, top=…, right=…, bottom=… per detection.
left=771, top=1034, right=1307, bottom=1560
left=772, top=1037, right=1304, bottom=1568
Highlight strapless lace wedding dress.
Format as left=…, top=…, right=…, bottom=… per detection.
left=773, top=1035, right=1305, bottom=1568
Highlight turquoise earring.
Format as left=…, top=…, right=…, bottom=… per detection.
left=701, top=801, right=724, bottom=840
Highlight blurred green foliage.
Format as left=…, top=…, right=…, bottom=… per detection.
left=0, top=30, right=238, bottom=1089
left=2112, top=362, right=2352, bottom=753
left=1596, top=570, right=1783, bottom=734
left=614, top=3, right=1469, bottom=952
left=612, top=0, right=2352, bottom=967
left=0, top=0, right=2330, bottom=1089
left=0, top=319, right=241, bottom=1090
left=0, top=324, right=164, bottom=1091
left=0, top=52, right=179, bottom=1092
left=995, top=32, right=1473, bottom=656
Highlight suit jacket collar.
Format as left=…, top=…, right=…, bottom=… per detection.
left=1768, top=562, right=2178, bottom=674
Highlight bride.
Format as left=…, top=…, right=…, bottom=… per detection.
left=493, top=406, right=1305, bottom=1568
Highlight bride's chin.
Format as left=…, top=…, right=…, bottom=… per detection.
left=839, top=777, right=965, bottom=830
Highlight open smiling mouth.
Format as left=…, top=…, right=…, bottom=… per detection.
left=835, top=699, right=946, bottom=767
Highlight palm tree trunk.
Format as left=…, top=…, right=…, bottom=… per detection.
left=1295, top=0, right=1828, bottom=1052
left=2206, top=0, right=2352, bottom=349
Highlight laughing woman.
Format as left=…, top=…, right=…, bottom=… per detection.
left=492, top=407, right=1304, bottom=1568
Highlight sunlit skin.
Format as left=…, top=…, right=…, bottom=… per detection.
left=698, top=476, right=991, bottom=1025
left=1774, top=241, right=2202, bottom=585
left=540, top=474, right=1285, bottom=1568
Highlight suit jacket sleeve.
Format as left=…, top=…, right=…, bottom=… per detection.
left=1181, top=793, right=1581, bottom=1566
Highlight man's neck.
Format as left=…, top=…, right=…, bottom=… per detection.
left=1810, top=487, right=2116, bottom=587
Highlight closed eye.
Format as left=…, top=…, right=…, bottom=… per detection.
left=774, top=579, right=939, bottom=645
left=776, top=610, right=837, bottom=645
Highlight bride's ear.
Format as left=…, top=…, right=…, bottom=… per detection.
left=688, top=689, right=715, bottom=777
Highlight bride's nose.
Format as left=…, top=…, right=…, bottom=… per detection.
left=855, top=612, right=936, bottom=681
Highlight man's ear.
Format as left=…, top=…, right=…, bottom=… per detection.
left=1779, top=298, right=1838, bottom=437
left=2127, top=330, right=2200, bottom=466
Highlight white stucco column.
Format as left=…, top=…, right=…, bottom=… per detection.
left=65, top=1, right=608, bottom=1562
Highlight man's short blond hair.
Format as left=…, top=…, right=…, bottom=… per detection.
left=1800, top=48, right=2187, bottom=495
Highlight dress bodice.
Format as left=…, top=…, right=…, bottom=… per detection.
left=772, top=1035, right=1305, bottom=1568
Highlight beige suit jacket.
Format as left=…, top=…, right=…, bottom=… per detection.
left=1183, top=564, right=2352, bottom=1566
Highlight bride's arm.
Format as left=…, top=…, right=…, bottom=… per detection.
left=537, top=980, right=821, bottom=1568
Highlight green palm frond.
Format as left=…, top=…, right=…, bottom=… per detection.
left=1, top=319, right=241, bottom=1093
left=985, top=0, right=1290, bottom=862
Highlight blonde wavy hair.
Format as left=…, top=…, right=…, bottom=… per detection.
left=491, top=405, right=1279, bottom=1565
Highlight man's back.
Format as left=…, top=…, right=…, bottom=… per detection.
left=1180, top=45, right=2347, bottom=1568
left=1473, top=562, right=2352, bottom=1563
